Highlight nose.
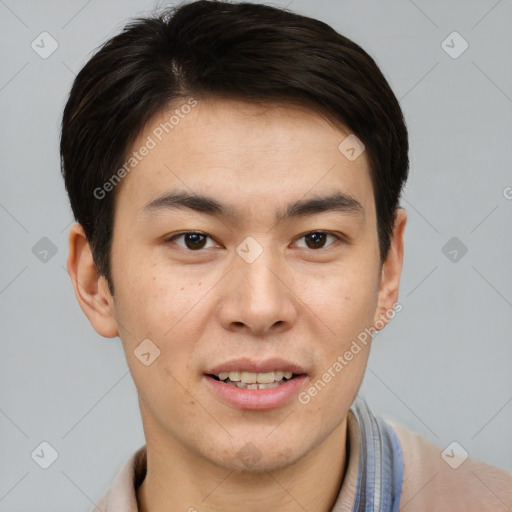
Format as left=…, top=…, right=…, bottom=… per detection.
left=217, top=242, right=299, bottom=337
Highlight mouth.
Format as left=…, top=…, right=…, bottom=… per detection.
left=203, top=360, right=308, bottom=410
left=206, top=370, right=302, bottom=390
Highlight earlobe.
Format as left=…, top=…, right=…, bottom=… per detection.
left=373, top=208, right=407, bottom=330
left=67, top=223, right=119, bottom=338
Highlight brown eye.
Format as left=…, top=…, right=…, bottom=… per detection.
left=305, top=232, right=327, bottom=249
left=169, top=232, right=215, bottom=251
left=295, top=231, right=340, bottom=250
left=184, top=233, right=207, bottom=250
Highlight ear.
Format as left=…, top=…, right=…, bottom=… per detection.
left=67, top=223, right=119, bottom=338
left=373, top=208, right=407, bottom=330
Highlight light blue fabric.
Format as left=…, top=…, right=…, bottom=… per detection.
left=349, top=395, right=403, bottom=512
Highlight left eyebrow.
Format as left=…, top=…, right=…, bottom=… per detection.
left=141, top=190, right=365, bottom=222
left=279, top=192, right=364, bottom=222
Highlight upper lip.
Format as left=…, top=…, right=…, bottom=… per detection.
left=206, top=357, right=307, bottom=375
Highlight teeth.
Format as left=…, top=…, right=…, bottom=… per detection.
left=234, top=381, right=282, bottom=389
left=258, top=382, right=280, bottom=389
left=256, top=372, right=276, bottom=384
left=274, top=370, right=284, bottom=381
left=213, top=370, right=296, bottom=386
left=241, top=371, right=257, bottom=384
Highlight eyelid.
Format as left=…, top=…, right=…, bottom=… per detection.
left=291, top=230, right=344, bottom=250
left=166, top=230, right=345, bottom=251
left=166, top=231, right=221, bottom=250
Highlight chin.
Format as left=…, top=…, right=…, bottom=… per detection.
left=227, top=449, right=299, bottom=474
left=203, top=436, right=306, bottom=475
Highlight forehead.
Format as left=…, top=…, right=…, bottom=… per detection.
left=114, top=97, right=374, bottom=223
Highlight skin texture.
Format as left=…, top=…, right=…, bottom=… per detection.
left=67, top=98, right=407, bottom=512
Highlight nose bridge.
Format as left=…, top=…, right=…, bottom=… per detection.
left=219, top=235, right=297, bottom=333
left=235, top=235, right=283, bottom=301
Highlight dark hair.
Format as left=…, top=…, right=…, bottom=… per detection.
left=60, top=0, right=409, bottom=295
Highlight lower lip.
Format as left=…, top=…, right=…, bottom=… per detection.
left=204, top=374, right=308, bottom=410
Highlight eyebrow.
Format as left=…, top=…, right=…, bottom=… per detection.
left=142, top=190, right=364, bottom=223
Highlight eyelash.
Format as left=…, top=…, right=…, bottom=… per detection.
left=165, top=230, right=344, bottom=252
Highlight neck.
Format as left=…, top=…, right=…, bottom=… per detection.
left=137, top=416, right=348, bottom=512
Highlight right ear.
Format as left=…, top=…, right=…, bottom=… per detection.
left=67, top=223, right=119, bottom=338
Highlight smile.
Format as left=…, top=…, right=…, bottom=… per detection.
left=209, top=370, right=296, bottom=389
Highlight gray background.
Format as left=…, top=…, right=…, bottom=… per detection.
left=1, top=0, right=511, bottom=510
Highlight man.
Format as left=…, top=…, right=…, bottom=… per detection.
left=60, top=1, right=512, bottom=510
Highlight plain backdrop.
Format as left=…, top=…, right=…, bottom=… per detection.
left=1, top=0, right=511, bottom=510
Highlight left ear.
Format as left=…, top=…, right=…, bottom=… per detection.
left=373, top=208, right=407, bottom=330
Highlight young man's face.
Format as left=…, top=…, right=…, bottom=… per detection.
left=71, top=97, right=405, bottom=473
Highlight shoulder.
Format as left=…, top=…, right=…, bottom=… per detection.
left=89, top=444, right=147, bottom=512
left=390, top=421, right=512, bottom=512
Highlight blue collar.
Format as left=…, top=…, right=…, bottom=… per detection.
left=350, top=395, right=403, bottom=512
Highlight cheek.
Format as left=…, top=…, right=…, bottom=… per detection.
left=112, top=254, right=218, bottom=383
left=113, top=253, right=190, bottom=335
left=301, top=281, right=375, bottom=419
left=298, top=259, right=380, bottom=340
